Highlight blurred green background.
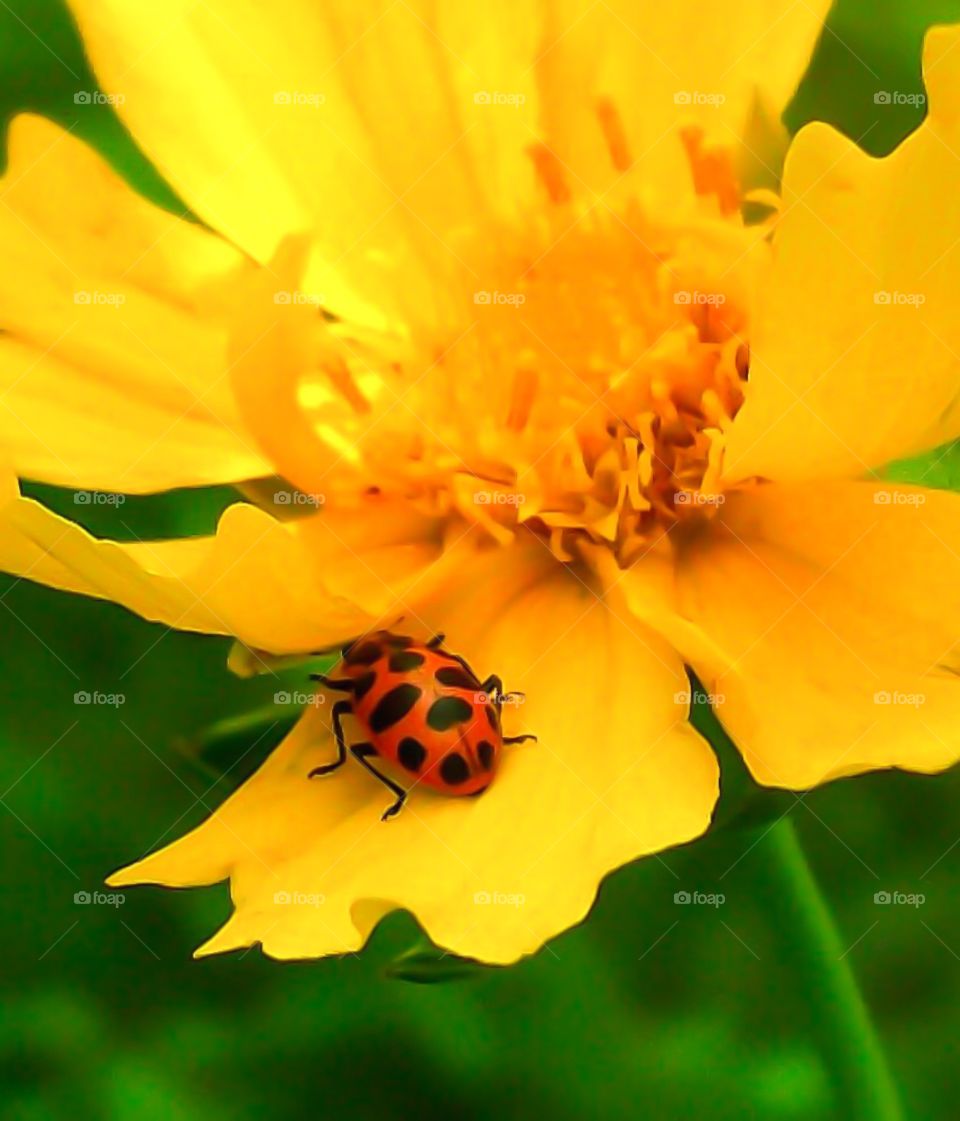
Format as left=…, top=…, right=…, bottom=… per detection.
left=2, top=1, right=960, bottom=1118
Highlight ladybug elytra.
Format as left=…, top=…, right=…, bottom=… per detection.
left=308, top=631, right=536, bottom=820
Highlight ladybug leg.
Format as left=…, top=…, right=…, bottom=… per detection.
left=479, top=674, right=503, bottom=700
left=426, top=632, right=446, bottom=650
left=350, top=743, right=407, bottom=821
left=483, top=675, right=536, bottom=745
left=308, top=699, right=351, bottom=777
left=480, top=674, right=526, bottom=706
left=309, top=673, right=355, bottom=691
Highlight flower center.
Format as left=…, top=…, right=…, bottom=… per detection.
left=295, top=110, right=771, bottom=565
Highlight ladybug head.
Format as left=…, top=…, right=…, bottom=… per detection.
left=340, top=630, right=415, bottom=663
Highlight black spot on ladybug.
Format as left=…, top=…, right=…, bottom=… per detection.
left=484, top=705, right=500, bottom=732
left=397, top=737, right=427, bottom=772
left=352, top=671, right=376, bottom=701
left=343, top=640, right=382, bottom=666
left=477, top=740, right=495, bottom=771
left=435, top=666, right=479, bottom=690
left=389, top=650, right=425, bottom=672
left=384, top=634, right=414, bottom=649
left=440, top=752, right=471, bottom=785
left=426, top=695, right=473, bottom=731
left=370, top=683, right=422, bottom=732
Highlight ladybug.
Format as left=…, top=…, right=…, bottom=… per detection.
left=308, top=631, right=536, bottom=820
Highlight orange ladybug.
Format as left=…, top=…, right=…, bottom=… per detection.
left=308, top=631, right=535, bottom=820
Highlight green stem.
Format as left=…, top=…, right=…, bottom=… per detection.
left=758, top=817, right=904, bottom=1121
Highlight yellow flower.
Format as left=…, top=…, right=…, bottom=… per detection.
left=2, top=1, right=959, bottom=964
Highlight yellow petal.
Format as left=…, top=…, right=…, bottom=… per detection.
left=588, top=541, right=739, bottom=682
left=0, top=115, right=270, bottom=491
left=107, top=542, right=718, bottom=963
left=676, top=480, right=960, bottom=787
left=725, top=25, right=960, bottom=484
left=67, top=0, right=827, bottom=331
left=224, top=235, right=362, bottom=501
left=538, top=0, right=829, bottom=201
left=0, top=475, right=442, bottom=652
left=67, top=0, right=543, bottom=332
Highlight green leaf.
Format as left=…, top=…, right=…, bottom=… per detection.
left=173, top=704, right=299, bottom=787
left=879, top=439, right=960, bottom=492
left=0, top=0, right=189, bottom=214
left=20, top=481, right=242, bottom=541
left=226, top=641, right=337, bottom=680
